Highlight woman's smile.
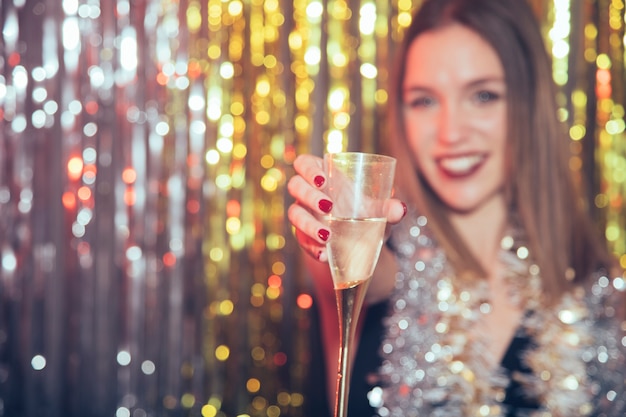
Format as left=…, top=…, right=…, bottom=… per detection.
left=436, top=153, right=487, bottom=177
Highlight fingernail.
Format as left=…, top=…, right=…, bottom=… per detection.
left=318, top=229, right=330, bottom=241
left=314, top=175, right=325, bottom=188
left=402, top=202, right=408, bottom=218
left=318, top=199, right=333, bottom=213
left=316, top=250, right=323, bottom=260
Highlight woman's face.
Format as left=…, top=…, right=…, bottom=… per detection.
left=402, top=23, right=508, bottom=214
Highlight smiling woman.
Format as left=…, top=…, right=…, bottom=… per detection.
left=401, top=23, right=508, bottom=217
left=287, top=0, right=626, bottom=416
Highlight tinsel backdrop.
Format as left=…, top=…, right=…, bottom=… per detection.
left=0, top=0, right=624, bottom=416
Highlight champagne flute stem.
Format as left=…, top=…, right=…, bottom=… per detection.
left=334, top=279, right=370, bottom=417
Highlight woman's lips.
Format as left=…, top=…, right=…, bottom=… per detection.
left=436, top=154, right=486, bottom=177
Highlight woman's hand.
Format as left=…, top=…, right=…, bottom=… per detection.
left=287, top=154, right=333, bottom=261
left=287, top=153, right=407, bottom=262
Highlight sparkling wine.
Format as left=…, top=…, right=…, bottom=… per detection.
left=333, top=280, right=371, bottom=417
left=325, top=217, right=386, bottom=287
left=334, top=280, right=370, bottom=331
left=326, top=218, right=386, bottom=417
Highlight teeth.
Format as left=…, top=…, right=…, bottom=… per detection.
left=439, top=155, right=484, bottom=174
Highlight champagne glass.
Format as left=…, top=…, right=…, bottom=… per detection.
left=323, top=152, right=396, bottom=417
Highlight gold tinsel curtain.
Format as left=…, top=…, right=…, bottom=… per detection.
left=0, top=0, right=624, bottom=416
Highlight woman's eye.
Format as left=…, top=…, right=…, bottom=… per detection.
left=474, top=90, right=500, bottom=103
left=406, top=96, right=435, bottom=108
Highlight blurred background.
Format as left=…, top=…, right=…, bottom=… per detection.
left=0, top=0, right=624, bottom=416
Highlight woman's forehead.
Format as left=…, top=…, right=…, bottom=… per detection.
left=403, top=24, right=504, bottom=86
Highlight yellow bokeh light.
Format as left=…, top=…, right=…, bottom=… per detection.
left=208, top=4, right=222, bottom=26
left=256, top=78, right=271, bottom=97
left=295, top=88, right=311, bottom=109
left=251, top=346, right=265, bottom=361
left=230, top=233, right=246, bottom=250
left=266, top=234, right=285, bottom=250
left=272, top=261, right=286, bottom=275
left=328, top=88, right=346, bottom=111
left=606, top=119, right=625, bottom=135
left=584, top=23, right=598, bottom=39
left=595, top=193, right=609, bottom=209
left=226, top=217, right=241, bottom=234
left=228, top=0, right=243, bottom=16
left=333, top=112, right=350, bottom=129
left=360, top=63, right=378, bottom=79
left=272, top=91, right=286, bottom=107
left=375, top=89, right=388, bottom=104
left=291, top=393, right=304, bottom=406
left=265, top=26, right=279, bottom=43
left=277, top=392, right=291, bottom=406
left=569, top=125, right=586, bottom=140
left=251, top=396, right=267, bottom=411
left=233, top=143, right=247, bottom=159
left=246, top=378, right=261, bottom=393
left=266, top=287, right=281, bottom=299
left=209, top=247, right=224, bottom=262
left=288, top=31, right=303, bottom=50
left=251, top=283, right=265, bottom=297
left=215, top=345, right=230, bottom=361
left=306, top=0, right=323, bottom=19
left=264, top=0, right=279, bottom=12
left=267, top=405, right=281, bottom=417
left=261, top=174, right=278, bottom=192
left=398, top=11, right=412, bottom=28
left=181, top=393, right=196, bottom=408
left=215, top=174, right=233, bottom=190
left=260, top=155, right=274, bottom=168
left=304, top=46, right=321, bottom=66
left=264, top=55, right=278, bottom=69
left=255, top=111, right=270, bottom=125
left=231, top=101, right=244, bottom=116
left=187, top=5, right=202, bottom=32
left=217, top=137, right=233, bottom=153
left=219, top=300, right=234, bottom=315
left=597, top=53, right=612, bottom=69
left=331, top=52, right=348, bottom=67
left=606, top=223, right=621, bottom=242
left=294, top=114, right=310, bottom=133
left=206, top=149, right=220, bottom=165
left=234, top=116, right=246, bottom=134
left=201, top=404, right=217, bottom=417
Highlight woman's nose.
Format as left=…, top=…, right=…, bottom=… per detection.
left=437, top=104, right=464, bottom=144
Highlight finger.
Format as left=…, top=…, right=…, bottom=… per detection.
left=288, top=203, right=331, bottom=245
left=293, top=154, right=326, bottom=188
left=287, top=175, right=334, bottom=215
left=295, top=228, right=328, bottom=263
left=385, top=199, right=408, bottom=224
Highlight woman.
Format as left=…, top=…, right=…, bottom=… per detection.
left=287, top=0, right=626, bottom=415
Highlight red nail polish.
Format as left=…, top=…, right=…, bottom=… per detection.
left=402, top=202, right=408, bottom=217
left=318, top=229, right=330, bottom=241
left=318, top=199, right=333, bottom=213
left=314, top=175, right=325, bottom=188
